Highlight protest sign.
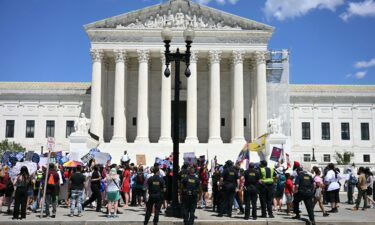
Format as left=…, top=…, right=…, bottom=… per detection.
left=270, top=147, right=283, bottom=162
left=9, top=161, right=37, bottom=179
left=25, top=151, right=34, bottom=161
left=136, top=154, right=146, bottom=165
left=81, top=153, right=95, bottom=164
left=183, top=152, right=196, bottom=165
left=94, top=152, right=111, bottom=165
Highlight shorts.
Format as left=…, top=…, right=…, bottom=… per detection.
left=367, top=187, right=373, bottom=196
left=0, top=189, right=5, bottom=197
left=285, top=193, right=293, bottom=204
left=327, top=189, right=340, bottom=203
left=202, top=185, right=208, bottom=193
left=275, top=188, right=284, bottom=198
left=314, top=187, right=322, bottom=200
left=107, top=191, right=120, bottom=202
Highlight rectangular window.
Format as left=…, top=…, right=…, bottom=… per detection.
left=323, top=154, right=331, bottom=162
left=321, top=122, right=330, bottom=140
left=5, top=120, right=15, bottom=138
left=341, top=123, right=350, bottom=140
left=361, top=123, right=370, bottom=140
left=364, top=154, right=370, bottom=163
left=302, top=122, right=311, bottom=140
left=221, top=118, right=225, bottom=127
left=25, top=120, right=35, bottom=138
left=303, top=154, right=311, bottom=162
left=46, top=120, right=55, bottom=138
left=66, top=120, right=74, bottom=138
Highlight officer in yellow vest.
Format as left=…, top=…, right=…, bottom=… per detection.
left=259, top=160, right=276, bottom=218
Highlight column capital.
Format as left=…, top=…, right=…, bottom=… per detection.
left=232, top=50, right=245, bottom=65
left=254, top=51, right=268, bottom=64
left=208, top=50, right=222, bottom=64
left=90, top=49, right=104, bottom=63
left=137, top=49, right=150, bottom=63
left=114, top=49, right=127, bottom=63
left=190, top=50, right=199, bottom=63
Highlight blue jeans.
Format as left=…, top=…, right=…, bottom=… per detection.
left=70, top=190, right=84, bottom=214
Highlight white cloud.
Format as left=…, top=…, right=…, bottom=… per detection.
left=355, top=58, right=375, bottom=68
left=355, top=71, right=367, bottom=79
left=264, top=0, right=345, bottom=21
left=340, top=0, right=375, bottom=21
left=196, top=0, right=239, bottom=5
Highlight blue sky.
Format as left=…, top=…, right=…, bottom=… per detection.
left=0, top=0, right=374, bottom=84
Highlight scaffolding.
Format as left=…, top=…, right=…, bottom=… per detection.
left=267, top=49, right=290, bottom=136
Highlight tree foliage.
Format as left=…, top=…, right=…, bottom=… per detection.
left=0, top=139, right=26, bottom=157
left=334, top=151, right=354, bottom=165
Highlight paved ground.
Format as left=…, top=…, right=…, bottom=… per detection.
left=0, top=194, right=374, bottom=225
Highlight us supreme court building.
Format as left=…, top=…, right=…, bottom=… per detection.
left=1, top=0, right=375, bottom=166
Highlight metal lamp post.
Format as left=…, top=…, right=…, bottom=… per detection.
left=161, top=24, right=195, bottom=217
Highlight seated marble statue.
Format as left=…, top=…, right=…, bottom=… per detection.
left=74, top=113, right=91, bottom=135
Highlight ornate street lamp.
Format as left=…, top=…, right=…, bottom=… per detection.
left=161, top=24, right=195, bottom=217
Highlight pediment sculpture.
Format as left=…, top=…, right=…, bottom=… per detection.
left=116, top=9, right=241, bottom=30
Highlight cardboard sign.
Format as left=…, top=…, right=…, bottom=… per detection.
left=47, top=137, right=55, bottom=152
left=136, top=154, right=146, bottom=165
left=183, top=152, right=196, bottom=165
left=25, top=151, right=34, bottom=161
left=270, top=147, right=283, bottom=162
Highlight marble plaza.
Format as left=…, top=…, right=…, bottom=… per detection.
left=0, top=0, right=375, bottom=166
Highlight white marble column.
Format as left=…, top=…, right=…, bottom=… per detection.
left=159, top=51, right=172, bottom=144
left=231, top=50, right=245, bottom=143
left=250, top=60, right=257, bottom=140
left=208, top=50, right=223, bottom=144
left=111, top=49, right=127, bottom=143
left=135, top=50, right=150, bottom=143
left=255, top=51, right=268, bottom=136
left=89, top=49, right=104, bottom=140
left=185, top=50, right=199, bottom=144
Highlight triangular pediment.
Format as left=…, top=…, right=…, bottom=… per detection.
left=84, top=0, right=273, bottom=32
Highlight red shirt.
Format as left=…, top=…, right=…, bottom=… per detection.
left=285, top=178, right=294, bottom=194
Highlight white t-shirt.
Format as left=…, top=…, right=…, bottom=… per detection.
left=324, top=170, right=340, bottom=191
left=121, top=154, right=130, bottom=162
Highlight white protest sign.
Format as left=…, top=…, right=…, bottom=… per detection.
left=47, top=137, right=55, bottom=152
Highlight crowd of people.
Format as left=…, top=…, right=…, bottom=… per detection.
left=0, top=152, right=374, bottom=225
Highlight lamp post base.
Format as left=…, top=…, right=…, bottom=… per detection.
left=165, top=203, right=182, bottom=218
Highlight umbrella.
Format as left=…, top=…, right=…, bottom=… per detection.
left=63, top=161, right=82, bottom=167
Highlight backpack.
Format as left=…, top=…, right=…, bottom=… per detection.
left=349, top=174, right=358, bottom=185
left=48, top=174, right=55, bottom=185
left=277, top=174, right=286, bottom=190
left=135, top=173, right=144, bottom=186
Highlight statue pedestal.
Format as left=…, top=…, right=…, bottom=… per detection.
left=69, top=132, right=98, bottom=161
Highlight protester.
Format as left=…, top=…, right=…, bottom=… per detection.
left=365, top=168, right=375, bottom=208
left=121, top=165, right=131, bottom=208
left=0, top=166, right=10, bottom=214
left=45, top=163, right=60, bottom=218
left=106, top=168, right=121, bottom=218
left=353, top=167, right=368, bottom=211
left=69, top=165, right=85, bottom=217
left=12, top=166, right=31, bottom=220
left=324, top=163, right=340, bottom=213
left=284, top=173, right=294, bottom=215
left=346, top=168, right=357, bottom=205
left=274, top=166, right=285, bottom=212
left=83, top=165, right=102, bottom=212
left=312, top=166, right=329, bottom=217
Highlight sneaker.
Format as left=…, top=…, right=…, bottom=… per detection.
left=69, top=214, right=74, bottom=217
left=323, top=213, right=329, bottom=217
left=51, top=215, right=56, bottom=218
left=269, top=214, right=275, bottom=218
left=77, top=214, right=83, bottom=217
left=107, top=214, right=112, bottom=218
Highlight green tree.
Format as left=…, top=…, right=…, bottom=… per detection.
left=334, top=151, right=354, bottom=165
left=0, top=139, right=26, bottom=158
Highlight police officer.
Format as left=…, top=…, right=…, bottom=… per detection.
left=243, top=162, right=261, bottom=220
left=218, top=160, right=239, bottom=217
left=181, top=166, right=200, bottom=225
left=259, top=160, right=275, bottom=218
left=292, top=167, right=316, bottom=225
left=144, top=165, right=165, bottom=225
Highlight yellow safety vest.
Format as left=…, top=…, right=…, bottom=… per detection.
left=260, top=167, right=274, bottom=184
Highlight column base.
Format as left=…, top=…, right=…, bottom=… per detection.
left=158, top=136, right=173, bottom=144
left=231, top=137, right=246, bottom=144
left=208, top=137, right=223, bottom=144
left=110, top=136, right=127, bottom=144
left=134, top=136, right=150, bottom=144
left=185, top=136, right=199, bottom=144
